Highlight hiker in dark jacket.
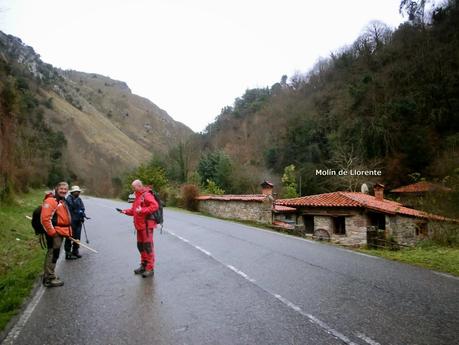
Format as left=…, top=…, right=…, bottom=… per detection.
left=64, top=185, right=86, bottom=259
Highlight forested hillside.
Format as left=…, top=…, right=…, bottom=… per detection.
left=193, top=0, right=459, bottom=205
left=0, top=32, right=193, bottom=199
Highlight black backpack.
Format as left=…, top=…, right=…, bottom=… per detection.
left=143, top=190, right=164, bottom=225
left=31, top=205, right=57, bottom=235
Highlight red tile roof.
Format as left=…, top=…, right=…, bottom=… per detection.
left=272, top=220, right=295, bottom=229
left=273, top=205, right=297, bottom=212
left=197, top=194, right=269, bottom=202
left=276, top=192, right=458, bottom=222
left=391, top=181, right=452, bottom=193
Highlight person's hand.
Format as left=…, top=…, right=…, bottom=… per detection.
left=136, top=206, right=142, bottom=214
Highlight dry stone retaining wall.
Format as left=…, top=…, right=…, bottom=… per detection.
left=198, top=199, right=273, bottom=224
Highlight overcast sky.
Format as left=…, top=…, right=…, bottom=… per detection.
left=0, top=0, right=405, bottom=132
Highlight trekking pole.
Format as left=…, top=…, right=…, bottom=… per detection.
left=82, top=222, right=89, bottom=243
left=68, top=237, right=98, bottom=253
left=83, top=216, right=91, bottom=243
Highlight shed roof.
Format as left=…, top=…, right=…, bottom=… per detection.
left=273, top=204, right=297, bottom=213
left=390, top=181, right=452, bottom=193
left=197, top=194, right=269, bottom=202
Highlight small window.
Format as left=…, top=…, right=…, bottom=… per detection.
left=369, top=212, right=386, bottom=230
left=416, top=223, right=428, bottom=237
left=303, top=215, right=314, bottom=234
left=333, top=216, right=346, bottom=235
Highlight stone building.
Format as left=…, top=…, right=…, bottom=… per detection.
left=275, top=184, right=458, bottom=246
left=196, top=181, right=274, bottom=224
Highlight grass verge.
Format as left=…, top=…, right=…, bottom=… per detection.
left=0, top=190, right=45, bottom=331
left=359, top=243, right=459, bottom=276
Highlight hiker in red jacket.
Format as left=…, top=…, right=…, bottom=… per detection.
left=118, top=180, right=158, bottom=277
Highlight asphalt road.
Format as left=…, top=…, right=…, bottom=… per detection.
left=2, top=196, right=458, bottom=345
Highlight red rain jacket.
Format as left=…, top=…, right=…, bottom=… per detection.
left=123, top=187, right=159, bottom=231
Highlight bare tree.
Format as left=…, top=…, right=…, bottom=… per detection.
left=329, top=147, right=382, bottom=192
left=399, top=0, right=429, bottom=23
left=363, top=21, right=392, bottom=50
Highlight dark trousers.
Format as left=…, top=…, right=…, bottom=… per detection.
left=44, top=234, right=63, bottom=280
left=65, top=221, right=82, bottom=253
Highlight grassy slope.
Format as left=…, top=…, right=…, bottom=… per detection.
left=359, top=245, right=459, bottom=276
left=0, top=190, right=45, bottom=331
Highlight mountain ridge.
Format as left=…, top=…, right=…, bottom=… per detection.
left=0, top=31, right=193, bottom=195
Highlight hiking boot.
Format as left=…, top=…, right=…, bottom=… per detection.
left=43, top=277, right=64, bottom=288
left=134, top=265, right=146, bottom=275
left=142, top=269, right=154, bottom=278
left=72, top=251, right=82, bottom=259
left=65, top=252, right=78, bottom=260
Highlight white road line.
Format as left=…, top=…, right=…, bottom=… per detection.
left=226, top=265, right=256, bottom=283
left=2, top=286, right=45, bottom=345
left=273, top=294, right=358, bottom=345
left=166, top=230, right=373, bottom=345
left=343, top=251, right=381, bottom=260
left=432, top=271, right=459, bottom=281
left=167, top=210, right=385, bottom=262
left=356, top=333, right=382, bottom=345
left=2, top=251, right=69, bottom=344
left=195, top=246, right=212, bottom=256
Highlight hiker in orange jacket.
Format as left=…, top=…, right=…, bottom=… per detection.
left=118, top=179, right=158, bottom=277
left=40, top=181, right=72, bottom=287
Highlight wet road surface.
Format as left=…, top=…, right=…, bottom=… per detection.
left=2, top=196, right=458, bottom=345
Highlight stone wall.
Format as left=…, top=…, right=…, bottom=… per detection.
left=198, top=199, right=273, bottom=224
left=386, top=215, right=424, bottom=246
left=313, top=216, right=334, bottom=233
left=340, top=213, right=369, bottom=246
left=307, top=211, right=369, bottom=246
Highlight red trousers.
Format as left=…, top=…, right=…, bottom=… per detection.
left=137, top=227, right=154, bottom=270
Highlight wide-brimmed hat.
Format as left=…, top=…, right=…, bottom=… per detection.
left=69, top=185, right=82, bottom=193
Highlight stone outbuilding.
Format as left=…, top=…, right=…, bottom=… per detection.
left=391, top=181, right=452, bottom=194
left=390, top=181, right=453, bottom=208
left=275, top=185, right=458, bottom=246
left=196, top=181, right=274, bottom=224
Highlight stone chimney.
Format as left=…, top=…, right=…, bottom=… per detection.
left=261, top=180, right=274, bottom=196
left=374, top=183, right=385, bottom=201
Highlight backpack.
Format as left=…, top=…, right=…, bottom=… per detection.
left=143, top=190, right=164, bottom=225
left=31, top=205, right=58, bottom=235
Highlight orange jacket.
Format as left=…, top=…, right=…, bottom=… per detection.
left=40, top=192, right=72, bottom=237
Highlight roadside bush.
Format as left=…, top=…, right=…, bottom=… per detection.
left=121, top=163, right=168, bottom=199
left=180, top=184, right=199, bottom=211
left=201, top=179, right=225, bottom=195
left=160, top=185, right=179, bottom=207
left=430, top=222, right=459, bottom=247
